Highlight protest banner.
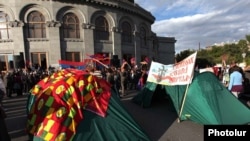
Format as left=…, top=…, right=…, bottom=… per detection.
left=147, top=52, right=197, bottom=85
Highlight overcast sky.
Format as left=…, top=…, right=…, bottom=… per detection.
left=134, top=0, right=250, bottom=54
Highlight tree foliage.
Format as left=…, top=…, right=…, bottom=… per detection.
left=175, top=49, right=195, bottom=62
left=175, top=34, right=250, bottom=67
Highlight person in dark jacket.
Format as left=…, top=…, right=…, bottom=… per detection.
left=128, top=69, right=138, bottom=90
left=138, top=70, right=148, bottom=89
left=0, top=105, right=11, bottom=141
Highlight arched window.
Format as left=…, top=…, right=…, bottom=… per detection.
left=27, top=11, right=46, bottom=38
left=62, top=13, right=80, bottom=38
left=121, top=21, right=132, bottom=43
left=140, top=27, right=147, bottom=46
left=0, top=12, right=10, bottom=39
left=94, top=16, right=109, bottom=41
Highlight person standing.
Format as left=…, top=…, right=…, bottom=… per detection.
left=113, top=68, right=121, bottom=97
left=6, top=72, right=14, bottom=98
left=13, top=72, right=22, bottom=96
left=228, top=61, right=244, bottom=76
left=106, top=68, right=115, bottom=92
left=128, top=69, right=137, bottom=90
left=139, top=69, right=148, bottom=89
left=0, top=74, right=10, bottom=141
left=0, top=75, right=6, bottom=106
left=120, top=61, right=129, bottom=97
left=228, top=65, right=244, bottom=98
left=0, top=104, right=11, bottom=141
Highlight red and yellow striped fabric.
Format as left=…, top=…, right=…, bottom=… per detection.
left=27, top=68, right=111, bottom=141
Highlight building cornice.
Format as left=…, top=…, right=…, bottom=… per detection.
left=51, top=0, right=155, bottom=24
left=157, top=37, right=177, bottom=43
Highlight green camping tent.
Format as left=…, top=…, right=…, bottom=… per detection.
left=133, top=71, right=250, bottom=125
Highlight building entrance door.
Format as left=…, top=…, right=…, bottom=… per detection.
left=0, top=54, right=14, bottom=72
left=31, top=52, right=47, bottom=70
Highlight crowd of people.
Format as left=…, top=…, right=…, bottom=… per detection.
left=1, top=58, right=250, bottom=140
left=0, top=69, right=49, bottom=98
left=0, top=60, right=149, bottom=103
left=97, top=61, right=149, bottom=98
left=1, top=59, right=248, bottom=105
left=204, top=61, right=249, bottom=99
left=0, top=68, right=47, bottom=141
left=0, top=59, right=249, bottom=107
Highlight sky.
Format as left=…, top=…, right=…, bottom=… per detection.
left=134, top=0, right=250, bottom=54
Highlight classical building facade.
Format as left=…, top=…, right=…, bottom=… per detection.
left=0, top=0, right=176, bottom=71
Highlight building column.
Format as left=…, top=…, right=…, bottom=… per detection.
left=9, top=20, right=25, bottom=69
left=82, top=23, right=95, bottom=60
left=112, top=26, right=122, bottom=62
left=147, top=35, right=154, bottom=62
left=134, top=30, right=140, bottom=66
left=47, top=21, right=61, bottom=66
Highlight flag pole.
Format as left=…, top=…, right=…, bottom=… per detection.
left=177, top=81, right=191, bottom=123
left=91, top=58, right=109, bottom=69
left=177, top=54, right=196, bottom=123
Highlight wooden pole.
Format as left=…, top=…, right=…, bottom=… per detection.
left=91, top=58, right=109, bottom=69
left=178, top=83, right=191, bottom=123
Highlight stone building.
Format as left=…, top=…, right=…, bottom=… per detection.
left=0, top=0, right=176, bottom=71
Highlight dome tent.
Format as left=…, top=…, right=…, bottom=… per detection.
left=133, top=72, right=250, bottom=125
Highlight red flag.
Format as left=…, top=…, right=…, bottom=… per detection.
left=86, top=53, right=110, bottom=66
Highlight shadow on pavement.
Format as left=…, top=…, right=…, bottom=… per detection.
left=121, top=90, right=203, bottom=141
left=121, top=90, right=178, bottom=141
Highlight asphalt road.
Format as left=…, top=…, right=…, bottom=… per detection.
left=3, top=94, right=29, bottom=141
left=121, top=90, right=203, bottom=141
left=3, top=91, right=204, bottom=141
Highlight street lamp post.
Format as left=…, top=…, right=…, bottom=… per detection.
left=134, top=24, right=137, bottom=67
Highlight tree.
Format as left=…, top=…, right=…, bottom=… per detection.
left=246, top=34, right=250, bottom=44
left=175, top=34, right=250, bottom=67
left=238, top=39, right=248, bottom=53
left=175, top=49, right=195, bottom=62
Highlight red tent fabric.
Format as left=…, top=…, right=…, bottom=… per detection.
left=27, top=68, right=111, bottom=140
